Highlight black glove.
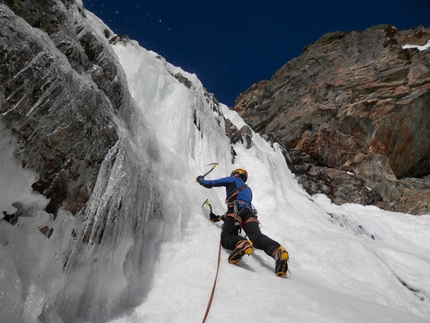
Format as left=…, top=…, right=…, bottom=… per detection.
left=196, top=175, right=204, bottom=183
left=209, top=212, right=220, bottom=222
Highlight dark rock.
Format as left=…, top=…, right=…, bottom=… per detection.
left=0, top=1, right=160, bottom=322
left=0, top=0, right=137, bottom=215
left=235, top=24, right=430, bottom=215
left=173, top=72, right=193, bottom=88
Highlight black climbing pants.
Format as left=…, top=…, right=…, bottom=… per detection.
left=220, top=208, right=280, bottom=257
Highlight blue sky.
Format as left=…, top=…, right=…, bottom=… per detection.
left=84, top=0, right=430, bottom=107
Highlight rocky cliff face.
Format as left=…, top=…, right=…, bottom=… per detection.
left=234, top=25, right=430, bottom=215
left=0, top=0, right=132, bottom=214
left=0, top=1, right=161, bottom=321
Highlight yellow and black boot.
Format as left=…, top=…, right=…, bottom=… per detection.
left=273, top=246, right=289, bottom=278
left=228, top=240, right=253, bottom=265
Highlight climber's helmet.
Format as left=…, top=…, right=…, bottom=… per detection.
left=231, top=168, right=248, bottom=182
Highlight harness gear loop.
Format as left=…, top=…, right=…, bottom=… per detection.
left=226, top=212, right=243, bottom=227
left=225, top=209, right=259, bottom=229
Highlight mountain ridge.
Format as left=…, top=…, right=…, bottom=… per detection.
left=234, top=24, right=430, bottom=215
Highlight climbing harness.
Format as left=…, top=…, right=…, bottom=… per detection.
left=225, top=184, right=259, bottom=229
left=225, top=210, right=259, bottom=228
left=224, top=183, right=248, bottom=205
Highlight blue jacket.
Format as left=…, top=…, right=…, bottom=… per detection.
left=199, top=176, right=253, bottom=210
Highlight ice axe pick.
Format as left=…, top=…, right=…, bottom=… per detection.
left=201, top=199, right=213, bottom=214
left=201, top=162, right=218, bottom=179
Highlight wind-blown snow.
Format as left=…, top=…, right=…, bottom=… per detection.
left=0, top=10, right=429, bottom=323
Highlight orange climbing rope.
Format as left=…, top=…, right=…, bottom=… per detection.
left=201, top=241, right=222, bottom=323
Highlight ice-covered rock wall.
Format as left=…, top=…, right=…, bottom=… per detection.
left=0, top=1, right=162, bottom=321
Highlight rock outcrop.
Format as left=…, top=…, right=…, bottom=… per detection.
left=0, top=1, right=161, bottom=321
left=234, top=24, right=430, bottom=215
left=0, top=0, right=132, bottom=214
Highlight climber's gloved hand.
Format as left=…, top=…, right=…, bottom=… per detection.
left=196, top=175, right=204, bottom=183
left=209, top=212, right=220, bottom=222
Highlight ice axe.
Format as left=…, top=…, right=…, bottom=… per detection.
left=202, top=199, right=222, bottom=223
left=202, top=199, right=213, bottom=214
left=202, top=162, right=218, bottom=178
left=197, top=162, right=218, bottom=181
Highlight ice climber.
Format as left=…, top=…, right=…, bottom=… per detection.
left=196, top=168, right=289, bottom=277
